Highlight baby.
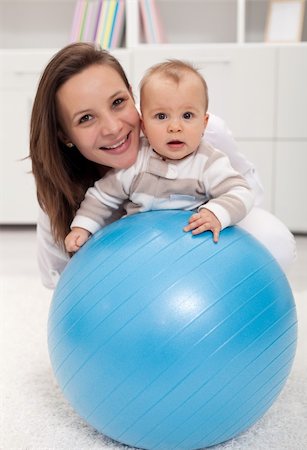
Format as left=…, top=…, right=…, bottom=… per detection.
left=65, top=59, right=254, bottom=252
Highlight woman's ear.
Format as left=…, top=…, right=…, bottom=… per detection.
left=57, top=128, right=67, bottom=144
left=58, top=129, right=74, bottom=148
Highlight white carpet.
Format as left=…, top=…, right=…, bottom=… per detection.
left=1, top=275, right=306, bottom=450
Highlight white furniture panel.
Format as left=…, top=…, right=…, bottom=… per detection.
left=276, top=46, right=307, bottom=139
left=0, top=50, right=56, bottom=224
left=236, top=140, right=274, bottom=212
left=274, top=142, right=307, bottom=233
left=111, top=48, right=133, bottom=80
left=0, top=90, right=38, bottom=223
left=132, top=45, right=276, bottom=139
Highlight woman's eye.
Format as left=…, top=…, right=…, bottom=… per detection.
left=156, top=113, right=167, bottom=120
left=113, top=98, right=124, bottom=107
left=79, top=114, right=93, bottom=123
left=183, top=112, right=193, bottom=119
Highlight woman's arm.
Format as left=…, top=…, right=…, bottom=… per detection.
left=36, top=207, right=69, bottom=289
left=204, top=113, right=264, bottom=206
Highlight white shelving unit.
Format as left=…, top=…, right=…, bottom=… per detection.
left=2, top=0, right=305, bottom=49
left=127, top=0, right=307, bottom=46
left=0, top=0, right=306, bottom=231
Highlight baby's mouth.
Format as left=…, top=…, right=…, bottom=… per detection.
left=167, top=140, right=185, bottom=148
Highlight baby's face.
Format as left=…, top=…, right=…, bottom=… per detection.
left=141, top=73, right=208, bottom=160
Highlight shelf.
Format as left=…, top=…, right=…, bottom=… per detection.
left=153, top=0, right=238, bottom=45
left=1, top=1, right=306, bottom=50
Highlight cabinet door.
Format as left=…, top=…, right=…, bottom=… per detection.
left=274, top=142, right=307, bottom=233
left=236, top=140, right=274, bottom=212
left=277, top=46, right=307, bottom=139
left=132, top=45, right=276, bottom=139
left=0, top=89, right=38, bottom=223
left=0, top=51, right=55, bottom=224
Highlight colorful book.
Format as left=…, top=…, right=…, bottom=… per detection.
left=70, top=0, right=88, bottom=42
left=69, top=0, right=127, bottom=48
left=82, top=0, right=102, bottom=42
left=95, top=0, right=125, bottom=49
left=109, top=0, right=126, bottom=48
left=139, top=0, right=165, bottom=44
left=95, top=1, right=109, bottom=46
left=102, top=0, right=118, bottom=48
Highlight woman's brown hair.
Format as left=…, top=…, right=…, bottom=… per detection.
left=30, top=42, right=130, bottom=250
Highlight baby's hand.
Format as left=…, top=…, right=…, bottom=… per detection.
left=65, top=227, right=91, bottom=253
left=183, top=208, right=221, bottom=242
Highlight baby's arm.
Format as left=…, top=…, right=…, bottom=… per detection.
left=183, top=144, right=255, bottom=241
left=65, top=227, right=91, bottom=253
left=66, top=170, right=132, bottom=253
left=183, top=209, right=221, bottom=242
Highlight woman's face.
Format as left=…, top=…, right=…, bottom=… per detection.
left=56, top=64, right=140, bottom=169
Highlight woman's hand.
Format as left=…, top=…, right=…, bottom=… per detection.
left=183, top=209, right=221, bottom=242
left=65, top=227, right=91, bottom=253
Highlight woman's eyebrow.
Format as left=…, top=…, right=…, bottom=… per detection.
left=72, top=109, right=90, bottom=120
left=110, top=89, right=126, bottom=99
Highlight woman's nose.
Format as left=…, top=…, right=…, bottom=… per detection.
left=99, top=115, right=122, bottom=136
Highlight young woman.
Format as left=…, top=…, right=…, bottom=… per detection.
left=30, top=42, right=296, bottom=288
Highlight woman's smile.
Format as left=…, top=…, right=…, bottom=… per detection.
left=98, top=133, right=132, bottom=154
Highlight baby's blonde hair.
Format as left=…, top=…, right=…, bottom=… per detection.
left=140, top=59, right=209, bottom=112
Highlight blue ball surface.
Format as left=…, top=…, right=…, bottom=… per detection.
left=48, top=210, right=297, bottom=450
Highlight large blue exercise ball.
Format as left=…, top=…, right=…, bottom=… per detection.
left=48, top=210, right=297, bottom=450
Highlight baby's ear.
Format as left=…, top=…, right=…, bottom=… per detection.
left=203, top=113, right=209, bottom=130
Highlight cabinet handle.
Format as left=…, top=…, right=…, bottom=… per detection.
left=195, top=57, right=231, bottom=65
left=14, top=70, right=41, bottom=76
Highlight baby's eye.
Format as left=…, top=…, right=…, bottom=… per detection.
left=183, top=112, right=193, bottom=119
left=156, top=113, right=167, bottom=120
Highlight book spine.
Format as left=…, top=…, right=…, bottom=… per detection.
left=93, top=0, right=103, bottom=42
left=82, top=0, right=95, bottom=41
left=109, top=0, right=125, bottom=48
left=95, top=1, right=107, bottom=45
left=139, top=0, right=165, bottom=44
left=150, top=0, right=165, bottom=44
left=79, top=0, right=90, bottom=41
left=102, top=0, right=118, bottom=48
left=70, top=0, right=84, bottom=42
left=139, top=0, right=151, bottom=43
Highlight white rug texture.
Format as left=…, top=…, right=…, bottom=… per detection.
left=1, top=275, right=306, bottom=450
